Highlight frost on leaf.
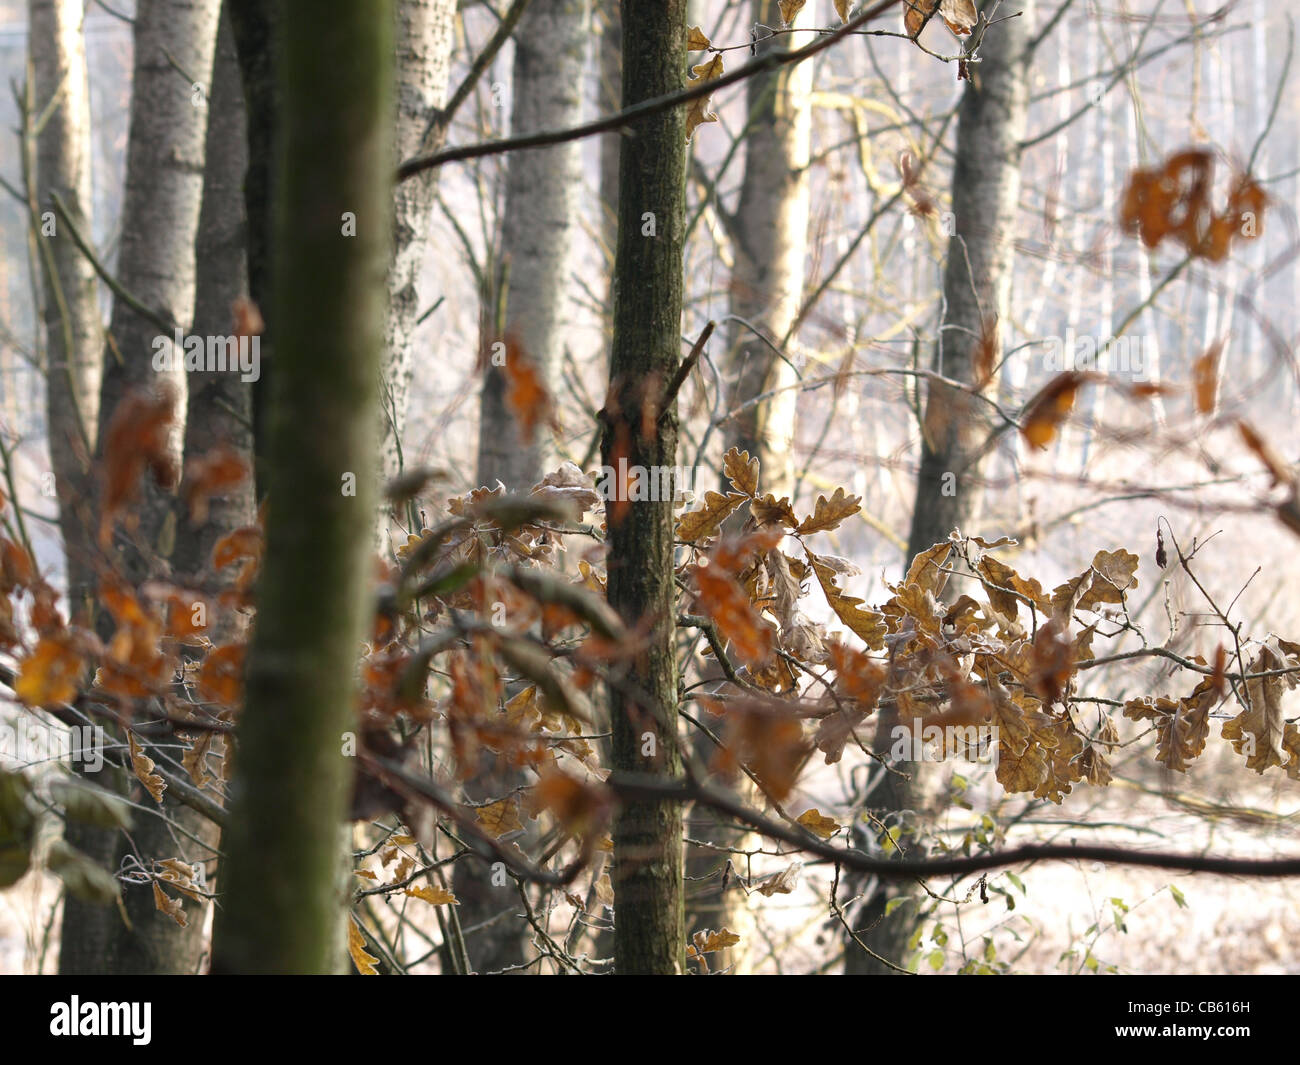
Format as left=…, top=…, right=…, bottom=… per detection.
left=904, top=0, right=978, bottom=38
left=685, top=55, right=724, bottom=142
left=1221, top=639, right=1300, bottom=774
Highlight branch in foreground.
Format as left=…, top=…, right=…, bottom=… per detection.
left=396, top=0, right=903, bottom=181
left=609, top=771, right=1300, bottom=880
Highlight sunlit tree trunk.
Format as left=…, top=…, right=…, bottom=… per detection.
left=848, top=0, right=1033, bottom=975
left=689, top=0, right=813, bottom=973
left=456, top=0, right=591, bottom=974
left=382, top=0, right=456, bottom=509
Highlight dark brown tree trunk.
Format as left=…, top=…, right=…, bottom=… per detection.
left=603, top=0, right=689, bottom=976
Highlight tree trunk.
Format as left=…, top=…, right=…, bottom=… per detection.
left=28, top=0, right=102, bottom=623
left=685, top=0, right=814, bottom=974
left=476, top=0, right=590, bottom=493
left=846, top=0, right=1033, bottom=974
left=225, top=0, right=277, bottom=490
left=722, top=0, right=812, bottom=499
left=459, top=1, right=591, bottom=973
left=57, top=0, right=220, bottom=976
left=603, top=0, right=688, bottom=976
left=210, top=0, right=394, bottom=974
left=382, top=0, right=456, bottom=508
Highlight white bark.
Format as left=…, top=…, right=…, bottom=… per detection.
left=477, top=0, right=591, bottom=491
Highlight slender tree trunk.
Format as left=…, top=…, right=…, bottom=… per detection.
left=210, top=0, right=394, bottom=974
left=57, top=0, right=220, bottom=976
left=95, top=0, right=220, bottom=498
left=603, top=0, right=688, bottom=976
left=225, top=0, right=276, bottom=490
left=96, top=0, right=243, bottom=942
left=461, top=1, right=591, bottom=972
left=28, top=0, right=113, bottom=979
left=28, top=0, right=102, bottom=622
left=382, top=0, right=456, bottom=506
left=847, top=0, right=1033, bottom=975
left=475, top=0, right=590, bottom=492
left=598, top=0, right=622, bottom=276
left=686, top=0, right=813, bottom=973
left=722, top=0, right=812, bottom=498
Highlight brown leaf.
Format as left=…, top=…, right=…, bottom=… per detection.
left=502, top=338, right=553, bottom=442
left=795, top=487, right=862, bottom=535
left=475, top=798, right=523, bottom=838
left=676, top=490, right=748, bottom=542
left=778, top=0, right=806, bottom=25
left=1192, top=340, right=1223, bottom=415
left=1237, top=421, right=1293, bottom=487
left=685, top=54, right=724, bottom=142
left=1021, top=372, right=1090, bottom=450
left=182, top=446, right=249, bottom=524
left=808, top=552, right=887, bottom=649
left=754, top=862, right=802, bottom=896
left=152, top=882, right=187, bottom=927
left=406, top=884, right=458, bottom=906
left=14, top=635, right=83, bottom=707
left=348, top=916, right=381, bottom=975
left=796, top=808, right=840, bottom=839
left=128, top=732, right=167, bottom=804
left=723, top=447, right=760, bottom=497
left=687, top=25, right=711, bottom=50
left=98, top=387, right=180, bottom=547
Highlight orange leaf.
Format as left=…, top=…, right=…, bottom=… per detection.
left=1021, top=372, right=1089, bottom=450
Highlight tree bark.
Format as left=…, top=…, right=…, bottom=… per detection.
left=684, top=1, right=813, bottom=972
left=57, top=0, right=220, bottom=976
left=28, top=0, right=102, bottom=623
left=721, top=0, right=812, bottom=500
left=382, top=0, right=456, bottom=506
left=225, top=0, right=277, bottom=491
left=846, top=0, right=1033, bottom=975
left=210, top=0, right=394, bottom=975
left=476, top=0, right=590, bottom=492
left=603, top=0, right=688, bottom=976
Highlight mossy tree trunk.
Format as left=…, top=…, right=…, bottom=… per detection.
left=210, top=0, right=393, bottom=974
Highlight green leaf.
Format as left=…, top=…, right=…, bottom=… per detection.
left=1169, top=884, right=1188, bottom=909
left=927, top=949, right=945, bottom=971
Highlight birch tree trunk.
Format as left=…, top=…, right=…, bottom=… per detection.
left=381, top=0, right=456, bottom=506
left=688, top=0, right=813, bottom=973
left=722, top=0, right=813, bottom=500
